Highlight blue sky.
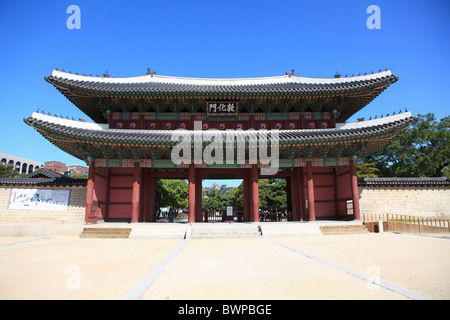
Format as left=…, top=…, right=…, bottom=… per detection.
left=0, top=0, right=449, bottom=188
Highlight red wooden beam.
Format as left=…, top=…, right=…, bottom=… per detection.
left=297, top=167, right=306, bottom=221
left=251, top=164, right=259, bottom=222
left=243, top=169, right=250, bottom=222
left=188, top=164, right=196, bottom=223
left=290, top=169, right=299, bottom=221
left=131, top=162, right=141, bottom=223
left=306, top=161, right=316, bottom=221
left=349, top=160, right=361, bottom=220
left=195, top=171, right=202, bottom=222
left=85, top=161, right=96, bottom=224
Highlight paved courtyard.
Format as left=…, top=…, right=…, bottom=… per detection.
left=0, top=231, right=449, bottom=300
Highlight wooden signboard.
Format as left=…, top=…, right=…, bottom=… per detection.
left=206, top=102, right=238, bottom=116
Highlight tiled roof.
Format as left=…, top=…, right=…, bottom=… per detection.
left=24, top=112, right=416, bottom=162
left=358, top=177, right=450, bottom=186
left=25, top=112, right=414, bottom=144
left=46, top=70, right=397, bottom=94
left=45, top=70, right=398, bottom=123
left=0, top=168, right=87, bottom=186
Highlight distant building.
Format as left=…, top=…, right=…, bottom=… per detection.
left=45, top=161, right=88, bottom=176
left=0, top=152, right=42, bottom=174
left=44, top=161, right=66, bottom=174
left=64, top=164, right=89, bottom=176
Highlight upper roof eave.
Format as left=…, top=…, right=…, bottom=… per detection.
left=49, top=69, right=394, bottom=86
left=44, top=69, right=399, bottom=123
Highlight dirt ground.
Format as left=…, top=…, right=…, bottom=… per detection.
left=0, top=232, right=449, bottom=300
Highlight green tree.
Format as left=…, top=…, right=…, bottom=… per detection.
left=362, top=113, right=450, bottom=178
left=156, top=179, right=189, bottom=211
left=0, top=164, right=21, bottom=178
left=71, top=174, right=88, bottom=179
left=228, top=183, right=244, bottom=209
left=258, top=178, right=287, bottom=212
left=202, top=187, right=229, bottom=213
left=356, top=161, right=379, bottom=178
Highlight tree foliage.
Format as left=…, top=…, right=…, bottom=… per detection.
left=361, top=113, right=450, bottom=178
left=0, top=164, right=21, bottom=178
left=355, top=161, right=379, bottom=178
left=203, top=187, right=229, bottom=212
left=71, top=174, right=88, bottom=179
left=258, top=178, right=287, bottom=212
left=156, top=179, right=189, bottom=211
left=202, top=178, right=287, bottom=213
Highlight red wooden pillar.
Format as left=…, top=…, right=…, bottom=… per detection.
left=290, top=170, right=299, bottom=221
left=104, top=168, right=111, bottom=222
left=140, top=169, right=147, bottom=222
left=251, top=164, right=259, bottom=222
left=131, top=162, right=141, bottom=223
left=188, top=164, right=196, bottom=223
left=297, top=167, right=306, bottom=221
left=243, top=169, right=252, bottom=222
left=306, top=161, right=316, bottom=221
left=349, top=160, right=361, bottom=220
left=195, top=170, right=202, bottom=222
left=85, top=161, right=96, bottom=223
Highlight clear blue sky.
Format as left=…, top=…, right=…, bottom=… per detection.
left=0, top=0, right=449, bottom=188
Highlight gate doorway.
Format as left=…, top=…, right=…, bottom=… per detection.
left=202, top=178, right=243, bottom=222
left=258, top=178, right=289, bottom=222
left=141, top=168, right=302, bottom=223
left=154, top=178, right=189, bottom=222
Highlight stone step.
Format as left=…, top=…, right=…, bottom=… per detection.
left=79, top=233, right=130, bottom=238
left=319, top=225, right=369, bottom=235
left=82, top=228, right=132, bottom=233
left=79, top=228, right=132, bottom=239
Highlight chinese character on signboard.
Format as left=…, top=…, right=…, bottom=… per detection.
left=206, top=102, right=238, bottom=116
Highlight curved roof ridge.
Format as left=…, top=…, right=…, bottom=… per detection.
left=50, top=69, right=393, bottom=86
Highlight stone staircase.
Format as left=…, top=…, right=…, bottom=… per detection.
left=77, top=222, right=369, bottom=239
left=319, top=225, right=369, bottom=235
left=189, top=223, right=262, bottom=239
left=79, top=227, right=132, bottom=239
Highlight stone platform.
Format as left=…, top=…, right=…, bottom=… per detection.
left=80, top=220, right=366, bottom=239
left=0, top=219, right=366, bottom=238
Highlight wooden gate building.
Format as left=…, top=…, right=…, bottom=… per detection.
left=25, top=69, right=416, bottom=223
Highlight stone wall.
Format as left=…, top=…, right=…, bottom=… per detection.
left=1, top=184, right=449, bottom=223
left=359, top=186, right=450, bottom=218
left=0, top=185, right=86, bottom=223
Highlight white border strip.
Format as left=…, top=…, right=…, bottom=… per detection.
left=268, top=238, right=430, bottom=300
